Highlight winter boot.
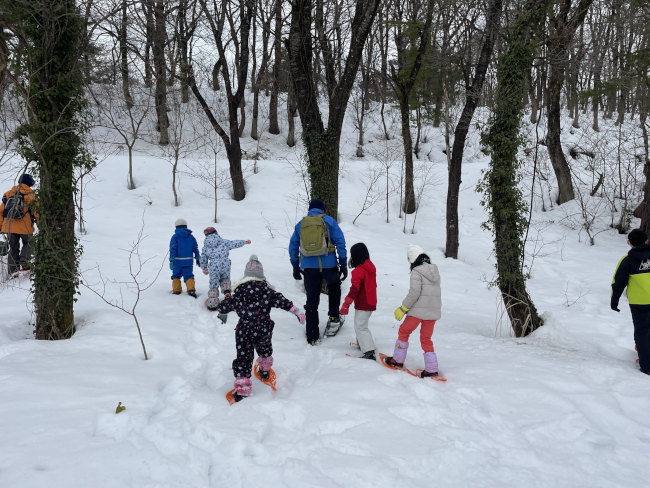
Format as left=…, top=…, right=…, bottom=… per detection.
left=172, top=278, right=182, bottom=295
left=258, top=356, right=273, bottom=379
left=392, top=339, right=409, bottom=365
left=421, top=351, right=439, bottom=377
left=220, top=278, right=232, bottom=298
left=206, top=289, right=220, bottom=310
left=362, top=350, right=376, bottom=361
left=384, top=356, right=404, bottom=368
left=234, top=377, right=252, bottom=400
left=186, top=278, right=196, bottom=297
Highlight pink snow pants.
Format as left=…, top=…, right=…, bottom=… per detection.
left=398, top=315, right=436, bottom=352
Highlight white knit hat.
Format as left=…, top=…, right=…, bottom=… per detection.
left=407, top=244, right=426, bottom=264
left=175, top=218, right=188, bottom=227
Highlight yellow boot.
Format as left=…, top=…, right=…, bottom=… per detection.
left=186, top=278, right=197, bottom=298
left=172, top=278, right=182, bottom=295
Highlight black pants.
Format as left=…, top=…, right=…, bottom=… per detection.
left=7, top=233, right=31, bottom=274
left=630, top=305, right=650, bottom=374
left=232, top=321, right=274, bottom=378
left=303, top=267, right=341, bottom=342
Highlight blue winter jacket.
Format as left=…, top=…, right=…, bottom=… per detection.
left=170, top=228, right=200, bottom=265
left=289, top=208, right=346, bottom=270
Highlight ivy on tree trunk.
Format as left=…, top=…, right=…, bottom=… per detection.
left=480, top=0, right=550, bottom=337
left=5, top=0, right=93, bottom=340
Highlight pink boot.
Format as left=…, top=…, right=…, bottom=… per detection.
left=257, top=356, right=273, bottom=379
left=234, top=377, right=252, bottom=399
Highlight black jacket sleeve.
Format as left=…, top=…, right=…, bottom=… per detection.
left=611, top=256, right=630, bottom=303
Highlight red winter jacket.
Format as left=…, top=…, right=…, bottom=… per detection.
left=344, top=259, right=377, bottom=311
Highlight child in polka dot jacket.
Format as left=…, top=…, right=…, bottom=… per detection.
left=217, top=255, right=306, bottom=401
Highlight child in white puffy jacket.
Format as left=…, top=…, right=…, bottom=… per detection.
left=200, top=227, right=250, bottom=309
left=386, top=244, right=442, bottom=377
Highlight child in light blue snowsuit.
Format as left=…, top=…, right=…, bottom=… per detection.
left=200, top=226, right=251, bottom=309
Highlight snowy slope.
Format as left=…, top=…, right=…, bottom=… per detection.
left=1, top=105, right=650, bottom=488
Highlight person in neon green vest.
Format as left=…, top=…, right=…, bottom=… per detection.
left=611, top=228, right=650, bottom=375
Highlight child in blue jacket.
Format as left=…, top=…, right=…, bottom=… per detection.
left=169, top=218, right=201, bottom=297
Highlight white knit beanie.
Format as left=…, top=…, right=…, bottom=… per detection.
left=407, top=244, right=426, bottom=264
left=175, top=218, right=188, bottom=227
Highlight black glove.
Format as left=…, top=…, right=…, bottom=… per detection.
left=611, top=297, right=620, bottom=312
left=196, top=259, right=201, bottom=267
left=339, top=266, right=348, bottom=281
left=293, top=267, right=302, bottom=280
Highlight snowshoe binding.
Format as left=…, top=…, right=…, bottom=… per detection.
left=324, top=315, right=344, bottom=337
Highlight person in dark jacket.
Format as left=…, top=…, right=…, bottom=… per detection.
left=169, top=218, right=201, bottom=297
left=339, top=243, right=377, bottom=360
left=0, top=174, right=38, bottom=276
left=289, top=199, right=347, bottom=344
left=611, top=228, right=650, bottom=375
left=218, top=255, right=305, bottom=402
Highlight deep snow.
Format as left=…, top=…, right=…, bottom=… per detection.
left=1, top=102, right=650, bottom=488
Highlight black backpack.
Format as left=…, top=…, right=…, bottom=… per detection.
left=2, top=191, right=26, bottom=220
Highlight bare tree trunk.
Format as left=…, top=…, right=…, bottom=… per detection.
left=529, top=64, right=539, bottom=124
left=251, top=0, right=273, bottom=141
left=446, top=0, right=503, bottom=259
left=545, top=0, right=593, bottom=205
left=287, top=0, right=382, bottom=219
left=120, top=0, right=133, bottom=109
left=268, top=0, right=282, bottom=135
left=640, top=100, right=650, bottom=234
left=546, top=52, right=575, bottom=204
left=143, top=0, right=155, bottom=88
left=389, top=0, right=435, bottom=215
left=399, top=94, right=416, bottom=214
left=152, top=0, right=169, bottom=145
left=212, top=58, right=221, bottom=91
left=286, top=81, right=297, bottom=147
left=190, top=0, right=251, bottom=201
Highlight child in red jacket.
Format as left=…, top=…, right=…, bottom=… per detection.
left=340, top=243, right=377, bottom=360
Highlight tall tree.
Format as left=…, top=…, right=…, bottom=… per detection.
left=287, top=0, right=381, bottom=219
left=1, top=0, right=93, bottom=339
left=546, top=0, right=593, bottom=205
left=188, top=0, right=252, bottom=201
left=480, top=0, right=551, bottom=337
left=445, top=0, right=503, bottom=259
left=267, top=0, right=283, bottom=135
left=389, top=0, right=435, bottom=215
left=151, top=0, right=170, bottom=145
left=120, top=0, right=134, bottom=108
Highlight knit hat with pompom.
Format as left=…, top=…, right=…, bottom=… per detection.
left=244, top=255, right=265, bottom=280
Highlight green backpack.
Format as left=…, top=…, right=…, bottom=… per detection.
left=299, top=215, right=334, bottom=257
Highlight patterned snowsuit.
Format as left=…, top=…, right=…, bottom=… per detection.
left=200, top=233, right=245, bottom=293
left=217, top=278, right=294, bottom=380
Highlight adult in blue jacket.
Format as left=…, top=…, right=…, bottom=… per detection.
left=289, top=199, right=347, bottom=344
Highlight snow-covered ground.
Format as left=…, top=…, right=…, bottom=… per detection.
left=1, top=103, right=649, bottom=488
